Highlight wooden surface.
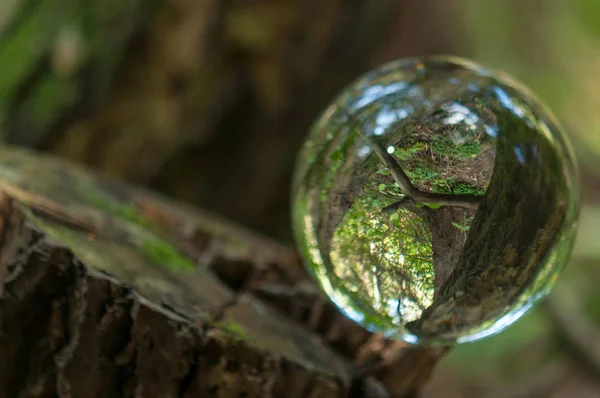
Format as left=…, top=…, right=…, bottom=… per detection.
left=0, top=147, right=447, bottom=397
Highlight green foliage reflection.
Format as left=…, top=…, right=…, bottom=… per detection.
left=331, top=193, right=434, bottom=324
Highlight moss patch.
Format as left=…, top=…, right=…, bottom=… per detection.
left=140, top=237, right=195, bottom=272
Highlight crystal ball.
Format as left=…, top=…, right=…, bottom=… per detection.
left=291, top=56, right=580, bottom=345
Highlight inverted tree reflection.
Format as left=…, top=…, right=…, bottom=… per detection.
left=331, top=193, right=434, bottom=325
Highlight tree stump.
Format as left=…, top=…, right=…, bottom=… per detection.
left=0, top=147, right=446, bottom=397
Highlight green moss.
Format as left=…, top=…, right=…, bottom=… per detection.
left=389, top=133, right=488, bottom=198
left=140, top=238, right=195, bottom=272
left=405, top=167, right=441, bottom=183
left=112, top=202, right=153, bottom=229
left=431, top=177, right=484, bottom=196
left=430, top=136, right=482, bottom=160
left=78, top=186, right=196, bottom=272
left=219, top=320, right=249, bottom=340
left=79, top=187, right=155, bottom=231
left=451, top=182, right=484, bottom=196
left=393, top=142, right=426, bottom=160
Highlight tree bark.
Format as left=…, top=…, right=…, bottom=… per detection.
left=424, top=207, right=470, bottom=294
left=414, top=107, right=573, bottom=339
left=0, top=147, right=446, bottom=397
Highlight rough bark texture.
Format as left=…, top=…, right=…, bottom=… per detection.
left=0, top=149, right=446, bottom=397
left=415, top=107, right=573, bottom=339
left=425, top=207, right=470, bottom=294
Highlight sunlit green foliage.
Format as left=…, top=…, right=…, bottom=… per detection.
left=331, top=181, right=434, bottom=324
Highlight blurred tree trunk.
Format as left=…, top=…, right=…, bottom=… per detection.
left=0, top=0, right=456, bottom=238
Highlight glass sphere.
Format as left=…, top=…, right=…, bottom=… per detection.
left=291, top=56, right=580, bottom=345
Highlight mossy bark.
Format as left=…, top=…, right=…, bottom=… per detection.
left=0, top=147, right=446, bottom=397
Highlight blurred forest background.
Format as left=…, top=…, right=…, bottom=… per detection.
left=1, top=0, right=600, bottom=396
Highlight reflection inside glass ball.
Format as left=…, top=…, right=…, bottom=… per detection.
left=292, top=56, right=579, bottom=344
